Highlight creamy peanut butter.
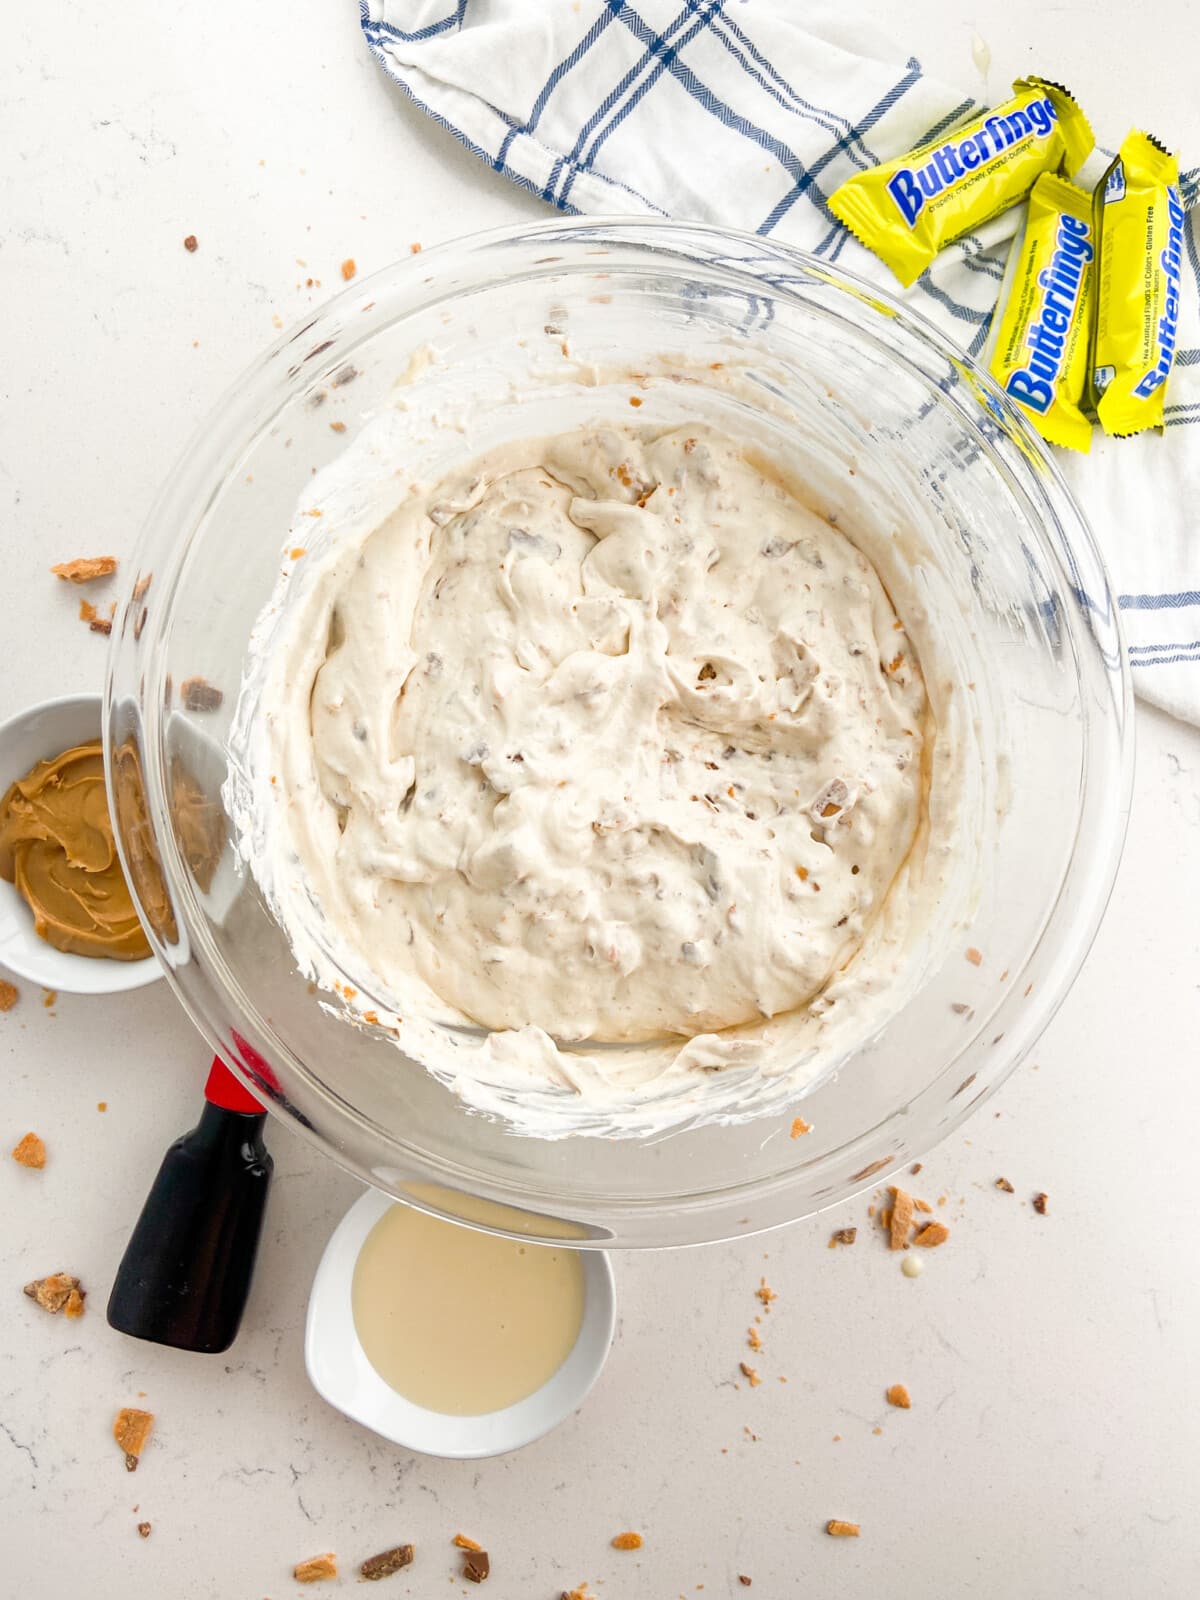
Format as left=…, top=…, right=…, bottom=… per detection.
left=0, top=740, right=151, bottom=960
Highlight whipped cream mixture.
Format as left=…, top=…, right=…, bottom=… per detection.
left=242, top=422, right=932, bottom=1099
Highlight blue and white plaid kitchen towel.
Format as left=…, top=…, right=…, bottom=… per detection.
left=362, top=0, right=1200, bottom=726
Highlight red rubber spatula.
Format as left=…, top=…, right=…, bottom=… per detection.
left=106, top=1055, right=273, bottom=1353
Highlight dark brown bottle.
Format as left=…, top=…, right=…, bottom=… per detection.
left=106, top=1057, right=273, bottom=1353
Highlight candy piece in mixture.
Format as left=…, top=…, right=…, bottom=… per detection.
left=0, top=741, right=151, bottom=960
left=269, top=425, right=929, bottom=1048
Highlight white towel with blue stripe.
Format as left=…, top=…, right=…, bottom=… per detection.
left=362, top=0, right=1200, bottom=725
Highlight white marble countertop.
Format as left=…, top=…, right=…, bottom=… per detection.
left=3, top=4, right=1198, bottom=1596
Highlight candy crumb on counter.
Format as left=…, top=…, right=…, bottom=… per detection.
left=453, top=1535, right=483, bottom=1552
left=995, top=1177, right=1015, bottom=1192
left=24, top=1273, right=84, bottom=1315
left=11, top=1132, right=46, bottom=1168
left=965, top=946, right=983, bottom=965
left=789, top=1116, right=811, bottom=1138
left=0, top=980, right=18, bottom=1012
left=739, top=1578, right=753, bottom=1587
left=113, top=1407, right=154, bottom=1471
left=462, top=1548, right=490, bottom=1583
left=183, top=234, right=198, bottom=251
left=912, top=1221, right=950, bottom=1248
left=826, top=1520, right=861, bottom=1538
left=739, top=1363, right=761, bottom=1388
left=754, top=1277, right=777, bottom=1309
left=1033, top=1192, right=1049, bottom=1214
left=359, top=1545, right=414, bottom=1581
left=888, top=1187, right=914, bottom=1250
left=828, top=1227, right=857, bottom=1248
left=50, top=556, right=118, bottom=583
left=886, top=1383, right=911, bottom=1408
left=611, top=1533, right=643, bottom=1551
left=294, top=1552, right=338, bottom=1583
left=137, top=1523, right=151, bottom=1539
left=747, top=1325, right=762, bottom=1350
left=341, top=258, right=356, bottom=280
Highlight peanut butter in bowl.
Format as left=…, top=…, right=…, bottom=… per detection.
left=0, top=739, right=151, bottom=961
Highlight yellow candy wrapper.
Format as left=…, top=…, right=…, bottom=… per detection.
left=829, top=78, right=1094, bottom=287
left=988, top=174, right=1094, bottom=452
left=1090, top=131, right=1185, bottom=436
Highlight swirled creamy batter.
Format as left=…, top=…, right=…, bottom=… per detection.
left=255, top=424, right=929, bottom=1058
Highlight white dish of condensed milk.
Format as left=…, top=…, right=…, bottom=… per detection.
left=305, top=1186, right=615, bottom=1458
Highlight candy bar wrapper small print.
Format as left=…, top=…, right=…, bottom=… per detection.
left=362, top=1, right=1200, bottom=726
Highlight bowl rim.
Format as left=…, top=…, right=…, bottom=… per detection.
left=304, top=1186, right=616, bottom=1458
left=106, top=214, right=1134, bottom=1245
left=0, top=691, right=162, bottom=994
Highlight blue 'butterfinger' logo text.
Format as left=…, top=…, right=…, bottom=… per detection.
left=1006, top=212, right=1093, bottom=414
left=1132, top=186, right=1185, bottom=400
left=886, top=97, right=1059, bottom=228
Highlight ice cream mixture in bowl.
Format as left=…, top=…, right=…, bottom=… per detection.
left=105, top=219, right=1130, bottom=1244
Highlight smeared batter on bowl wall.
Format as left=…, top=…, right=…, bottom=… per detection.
left=232, top=418, right=946, bottom=1131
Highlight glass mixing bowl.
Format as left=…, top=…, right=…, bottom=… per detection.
left=104, top=218, right=1131, bottom=1248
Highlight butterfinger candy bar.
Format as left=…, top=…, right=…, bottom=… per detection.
left=1090, top=131, right=1184, bottom=435
left=989, top=174, right=1095, bottom=451
left=830, top=78, right=1094, bottom=287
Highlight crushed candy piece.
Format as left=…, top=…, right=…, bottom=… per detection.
left=24, top=1272, right=84, bottom=1314
left=912, top=1221, right=950, bottom=1248
left=51, top=556, right=117, bottom=583
left=181, top=677, right=224, bottom=712
left=826, top=1520, right=860, bottom=1538
left=886, top=1383, right=911, bottom=1409
left=0, top=980, right=18, bottom=1012
left=462, top=1548, right=490, bottom=1583
left=888, top=1187, right=914, bottom=1250
left=113, top=1407, right=154, bottom=1471
left=790, top=1116, right=811, bottom=1138
left=360, top=1545, right=413, bottom=1581
left=294, top=1552, right=338, bottom=1583
left=1033, top=1191, right=1048, bottom=1214
left=829, top=1227, right=857, bottom=1248
left=11, top=1132, right=46, bottom=1168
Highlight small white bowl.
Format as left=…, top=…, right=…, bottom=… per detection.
left=0, top=693, right=162, bottom=994
left=305, top=1187, right=616, bottom=1458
